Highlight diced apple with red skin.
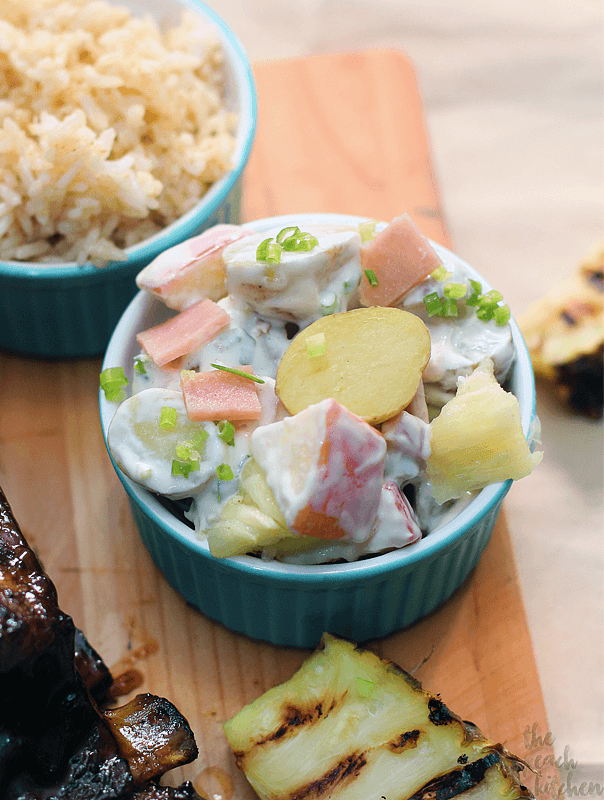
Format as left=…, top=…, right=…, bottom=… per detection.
left=136, top=297, right=230, bottom=367
left=181, top=367, right=262, bottom=422
left=372, top=481, right=422, bottom=548
left=251, top=398, right=386, bottom=542
left=359, top=213, right=443, bottom=307
left=136, top=224, right=256, bottom=310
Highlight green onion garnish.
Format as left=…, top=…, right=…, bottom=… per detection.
left=216, top=419, right=235, bottom=446
left=190, top=428, right=209, bottom=455
left=256, top=237, right=282, bottom=264
left=276, top=226, right=299, bottom=244
left=484, top=289, right=503, bottom=303
left=431, top=265, right=450, bottom=281
left=356, top=677, right=376, bottom=699
left=100, top=366, right=129, bottom=401
left=210, top=363, right=265, bottom=384
left=306, top=332, right=326, bottom=358
left=216, top=463, right=234, bottom=481
left=172, top=459, right=197, bottom=478
left=423, top=291, right=443, bottom=316
left=469, top=280, right=482, bottom=295
left=280, top=229, right=319, bottom=252
left=364, top=269, right=379, bottom=287
left=441, top=297, right=459, bottom=317
left=358, top=220, right=377, bottom=242
left=133, top=358, right=147, bottom=375
left=443, top=282, right=467, bottom=299
left=494, top=304, right=511, bottom=326
left=320, top=292, right=338, bottom=316
left=175, top=444, right=193, bottom=461
left=159, top=406, right=177, bottom=431
left=476, top=304, right=494, bottom=321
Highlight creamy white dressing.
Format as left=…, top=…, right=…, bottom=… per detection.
left=107, top=219, right=516, bottom=565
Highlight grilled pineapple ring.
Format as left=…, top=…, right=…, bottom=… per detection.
left=224, top=634, right=533, bottom=800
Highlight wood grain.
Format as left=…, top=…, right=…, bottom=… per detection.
left=0, top=50, right=556, bottom=799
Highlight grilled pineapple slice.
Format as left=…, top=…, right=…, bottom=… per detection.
left=426, top=358, right=541, bottom=504
left=224, top=634, right=533, bottom=800
left=519, top=239, right=603, bottom=419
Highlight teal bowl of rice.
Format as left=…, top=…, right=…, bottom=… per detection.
left=0, top=0, right=256, bottom=358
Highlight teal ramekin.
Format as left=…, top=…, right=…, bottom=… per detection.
left=0, top=0, right=256, bottom=359
left=100, top=214, right=538, bottom=648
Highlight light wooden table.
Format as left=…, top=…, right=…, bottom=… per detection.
left=0, top=51, right=558, bottom=799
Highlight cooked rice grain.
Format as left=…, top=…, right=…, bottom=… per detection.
left=0, top=0, right=237, bottom=265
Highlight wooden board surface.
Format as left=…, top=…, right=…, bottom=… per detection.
left=0, top=50, right=557, bottom=799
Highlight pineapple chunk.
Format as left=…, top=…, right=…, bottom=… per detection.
left=427, top=358, right=541, bottom=504
left=224, top=634, right=533, bottom=800
left=205, top=458, right=297, bottom=558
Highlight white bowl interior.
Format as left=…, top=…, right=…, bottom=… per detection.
left=100, top=213, right=537, bottom=578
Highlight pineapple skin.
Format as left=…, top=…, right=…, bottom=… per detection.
left=223, top=634, right=534, bottom=800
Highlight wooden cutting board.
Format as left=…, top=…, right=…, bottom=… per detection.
left=0, top=51, right=557, bottom=799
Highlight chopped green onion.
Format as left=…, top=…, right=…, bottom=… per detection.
left=100, top=366, right=129, bottom=401
left=431, top=265, right=451, bottom=281
left=133, top=358, right=147, bottom=375
left=210, top=363, right=265, bottom=384
left=484, top=289, right=503, bottom=303
left=476, top=304, right=494, bottom=321
left=423, top=291, right=443, bottom=317
left=216, top=419, right=235, bottom=446
left=320, top=292, right=338, bottom=316
left=364, top=269, right=379, bottom=287
left=159, top=406, right=177, bottom=431
left=356, top=677, right=376, bottom=699
left=256, top=237, right=282, bottom=264
left=216, top=463, right=234, bottom=481
left=466, top=292, right=481, bottom=307
left=172, top=459, right=197, bottom=478
left=276, top=226, right=299, bottom=244
left=441, top=297, right=459, bottom=317
left=306, top=332, right=326, bottom=358
left=443, top=282, right=467, bottom=299
left=175, top=444, right=193, bottom=461
left=358, top=220, right=377, bottom=242
left=190, top=428, right=209, bottom=455
left=494, top=304, right=511, bottom=326
left=469, top=280, right=482, bottom=296
left=281, top=230, right=319, bottom=252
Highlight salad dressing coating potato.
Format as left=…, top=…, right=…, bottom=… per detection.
left=275, top=307, right=431, bottom=425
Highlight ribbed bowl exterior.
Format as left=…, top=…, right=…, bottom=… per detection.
left=128, top=490, right=505, bottom=647
left=0, top=178, right=242, bottom=358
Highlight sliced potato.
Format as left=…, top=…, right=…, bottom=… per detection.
left=275, top=307, right=431, bottom=424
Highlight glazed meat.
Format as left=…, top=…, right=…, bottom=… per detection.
left=0, top=486, right=203, bottom=800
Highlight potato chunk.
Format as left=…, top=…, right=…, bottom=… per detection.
left=275, top=307, right=431, bottom=424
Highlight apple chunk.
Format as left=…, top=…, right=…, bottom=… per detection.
left=275, top=307, right=431, bottom=425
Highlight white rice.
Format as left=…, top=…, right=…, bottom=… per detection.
left=0, top=0, right=237, bottom=265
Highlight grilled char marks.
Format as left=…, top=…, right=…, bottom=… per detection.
left=387, top=729, right=421, bottom=752
left=264, top=700, right=336, bottom=745
left=288, top=752, right=368, bottom=800
left=408, top=752, right=500, bottom=799
left=428, top=697, right=457, bottom=726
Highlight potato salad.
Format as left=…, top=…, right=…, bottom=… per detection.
left=103, top=215, right=540, bottom=564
